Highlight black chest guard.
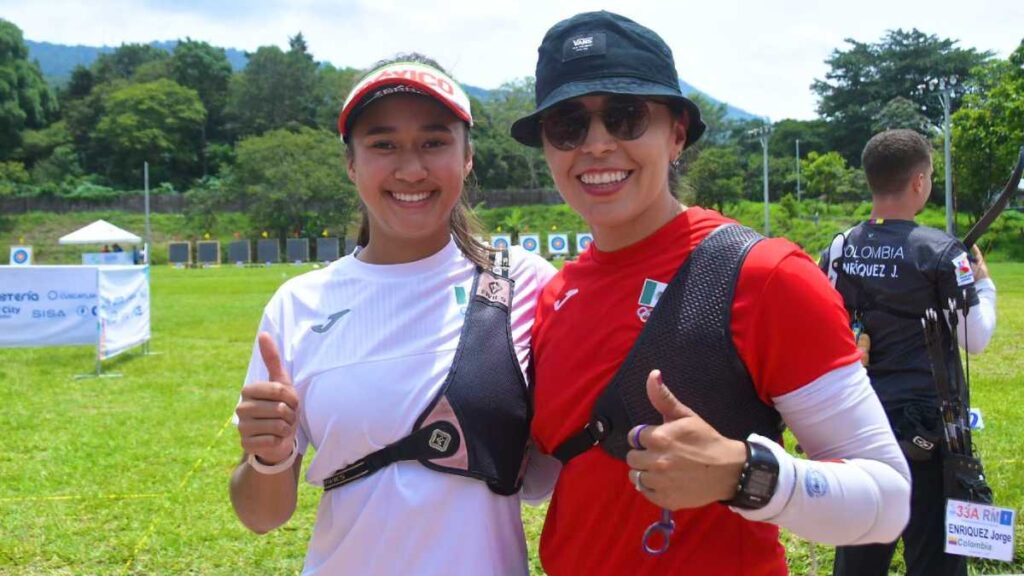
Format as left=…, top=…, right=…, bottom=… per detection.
left=555, top=224, right=784, bottom=463
left=324, top=251, right=531, bottom=496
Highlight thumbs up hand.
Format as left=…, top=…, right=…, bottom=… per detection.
left=236, top=332, right=300, bottom=466
left=625, top=370, right=748, bottom=510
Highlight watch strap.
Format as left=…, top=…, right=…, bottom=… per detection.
left=722, top=439, right=779, bottom=510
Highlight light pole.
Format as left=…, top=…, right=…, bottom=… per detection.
left=928, top=76, right=958, bottom=235
left=748, top=123, right=773, bottom=236
left=795, top=139, right=802, bottom=202
left=144, top=161, right=151, bottom=250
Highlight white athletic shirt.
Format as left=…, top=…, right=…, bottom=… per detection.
left=242, top=239, right=557, bottom=575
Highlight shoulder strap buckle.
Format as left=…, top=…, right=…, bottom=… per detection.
left=552, top=417, right=609, bottom=464
left=491, top=248, right=510, bottom=278
left=582, top=419, right=607, bottom=446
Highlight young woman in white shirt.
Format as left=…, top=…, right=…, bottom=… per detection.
left=230, top=53, right=558, bottom=576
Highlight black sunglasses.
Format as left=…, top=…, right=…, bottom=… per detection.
left=541, top=95, right=663, bottom=151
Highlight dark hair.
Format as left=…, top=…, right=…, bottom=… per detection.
left=861, top=129, right=933, bottom=197
left=345, top=52, right=494, bottom=269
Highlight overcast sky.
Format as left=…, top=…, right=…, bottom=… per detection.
left=4, top=0, right=1022, bottom=120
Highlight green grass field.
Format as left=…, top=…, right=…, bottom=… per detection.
left=1, top=263, right=1021, bottom=575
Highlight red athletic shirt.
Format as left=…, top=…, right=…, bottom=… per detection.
left=531, top=208, right=861, bottom=576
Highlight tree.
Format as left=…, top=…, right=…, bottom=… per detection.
left=16, top=120, right=72, bottom=168
left=228, top=126, right=356, bottom=239
left=682, top=92, right=729, bottom=148
left=471, top=77, right=551, bottom=191
left=30, top=144, right=82, bottom=184
left=872, top=96, right=930, bottom=134
left=61, top=79, right=115, bottom=176
left=62, top=45, right=172, bottom=178
left=58, top=66, right=102, bottom=171
left=93, top=79, right=206, bottom=186
left=226, top=34, right=319, bottom=136
left=767, top=118, right=829, bottom=160
left=812, top=29, right=989, bottom=164
left=132, top=59, right=173, bottom=83
left=171, top=39, right=232, bottom=136
left=171, top=39, right=233, bottom=175
left=951, top=40, right=1024, bottom=217
left=718, top=116, right=769, bottom=160
left=0, top=160, right=29, bottom=197
left=313, top=63, right=361, bottom=133
left=63, top=65, right=95, bottom=100
left=0, top=19, right=57, bottom=159
left=92, top=43, right=169, bottom=84
left=746, top=153, right=803, bottom=202
left=802, top=151, right=860, bottom=204
left=686, top=146, right=744, bottom=212
left=499, top=207, right=529, bottom=243
left=184, top=176, right=230, bottom=232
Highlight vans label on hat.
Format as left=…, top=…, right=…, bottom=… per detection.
left=563, top=32, right=607, bottom=62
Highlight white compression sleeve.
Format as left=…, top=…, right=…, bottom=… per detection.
left=732, top=362, right=911, bottom=545
left=957, top=278, right=996, bottom=353
left=520, top=443, right=562, bottom=505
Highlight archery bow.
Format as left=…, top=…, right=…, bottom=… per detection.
left=962, top=146, right=1024, bottom=249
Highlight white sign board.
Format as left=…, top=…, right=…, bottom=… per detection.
left=0, top=266, right=99, bottom=346
left=518, top=234, right=540, bottom=255
left=945, top=499, right=1016, bottom=561
left=97, top=266, right=151, bottom=359
left=9, top=245, right=32, bottom=266
left=0, top=266, right=150, bottom=359
left=548, top=233, right=569, bottom=255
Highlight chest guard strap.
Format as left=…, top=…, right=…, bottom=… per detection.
left=554, top=225, right=784, bottom=464
left=324, top=250, right=531, bottom=496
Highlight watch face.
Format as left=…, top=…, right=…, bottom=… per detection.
left=747, top=468, right=776, bottom=498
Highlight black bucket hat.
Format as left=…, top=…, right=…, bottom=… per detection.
left=511, top=11, right=705, bottom=149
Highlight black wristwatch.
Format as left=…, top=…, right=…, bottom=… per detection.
left=721, top=440, right=779, bottom=510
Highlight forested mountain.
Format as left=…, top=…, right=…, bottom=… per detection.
left=26, top=39, right=756, bottom=119
left=26, top=39, right=249, bottom=82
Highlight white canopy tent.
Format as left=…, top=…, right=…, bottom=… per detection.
left=59, top=219, right=142, bottom=245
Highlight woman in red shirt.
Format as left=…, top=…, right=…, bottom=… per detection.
left=511, top=11, right=912, bottom=575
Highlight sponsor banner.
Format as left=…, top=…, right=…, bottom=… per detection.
left=0, top=266, right=99, bottom=347
left=576, top=233, right=593, bottom=253
left=490, top=234, right=512, bottom=251
left=548, top=233, right=569, bottom=255
left=9, top=246, right=32, bottom=266
left=945, top=499, right=1016, bottom=561
left=98, top=266, right=151, bottom=360
left=518, top=234, right=540, bottom=254
left=83, top=252, right=133, bottom=265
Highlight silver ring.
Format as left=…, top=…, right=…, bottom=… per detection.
left=633, top=469, right=649, bottom=493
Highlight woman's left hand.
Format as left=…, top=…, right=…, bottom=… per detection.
left=625, top=370, right=748, bottom=510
